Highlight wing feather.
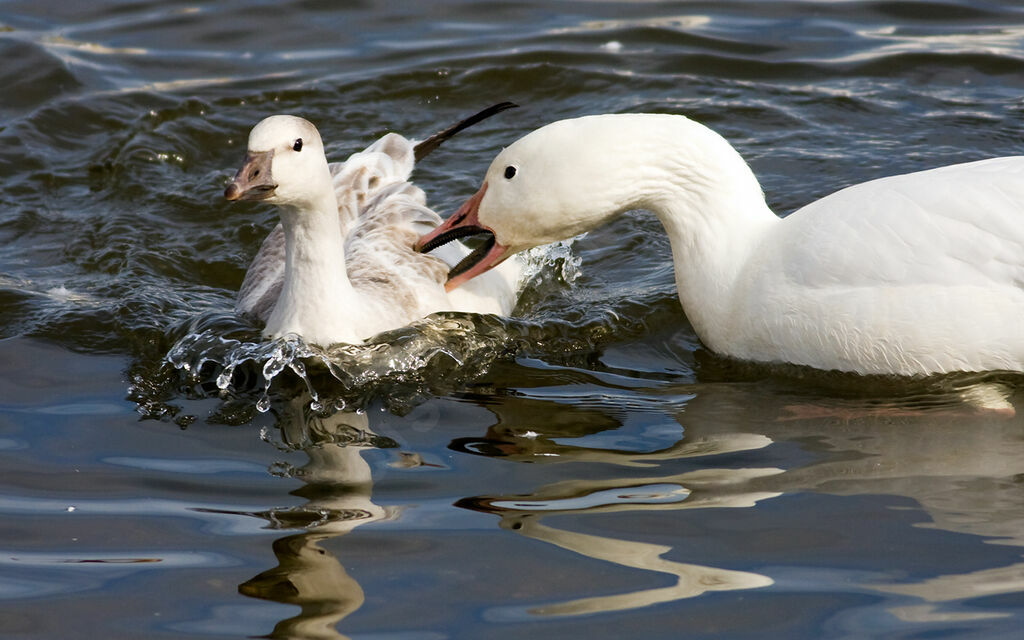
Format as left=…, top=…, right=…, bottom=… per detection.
left=236, top=223, right=285, bottom=321
left=777, top=157, right=1024, bottom=289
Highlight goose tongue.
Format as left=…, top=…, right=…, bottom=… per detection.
left=445, top=233, right=510, bottom=292
left=415, top=182, right=489, bottom=252
left=414, top=181, right=511, bottom=291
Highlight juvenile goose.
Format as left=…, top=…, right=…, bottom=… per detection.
left=225, top=105, right=521, bottom=347
left=416, top=113, right=1024, bottom=376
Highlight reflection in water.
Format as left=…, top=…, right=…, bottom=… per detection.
left=874, top=563, right=1024, bottom=623
left=658, top=378, right=1024, bottom=621
left=229, top=373, right=1024, bottom=634
left=456, top=395, right=780, bottom=618
left=237, top=398, right=393, bottom=640
left=453, top=376, right=1024, bottom=622
left=235, top=391, right=785, bottom=634
left=489, top=519, right=771, bottom=620
left=241, top=533, right=364, bottom=640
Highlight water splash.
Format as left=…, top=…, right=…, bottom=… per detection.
left=152, top=305, right=663, bottom=422
left=162, top=313, right=523, bottom=415
left=519, top=239, right=582, bottom=289
left=142, top=241, right=621, bottom=418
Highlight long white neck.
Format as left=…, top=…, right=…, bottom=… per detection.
left=625, top=118, right=780, bottom=351
left=265, top=180, right=363, bottom=346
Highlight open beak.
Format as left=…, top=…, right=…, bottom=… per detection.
left=414, top=182, right=512, bottom=291
left=224, top=150, right=277, bottom=201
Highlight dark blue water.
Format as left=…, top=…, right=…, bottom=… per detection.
left=2, top=1, right=1024, bottom=638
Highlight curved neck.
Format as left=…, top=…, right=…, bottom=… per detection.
left=652, top=194, right=777, bottom=352
left=625, top=119, right=780, bottom=350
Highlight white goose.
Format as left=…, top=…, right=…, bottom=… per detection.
left=416, top=113, right=1024, bottom=376
left=225, top=105, right=521, bottom=347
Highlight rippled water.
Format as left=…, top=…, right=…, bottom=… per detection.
left=3, top=1, right=1024, bottom=638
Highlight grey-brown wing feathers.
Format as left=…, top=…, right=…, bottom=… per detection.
left=236, top=223, right=285, bottom=321
left=237, top=134, right=444, bottom=321
left=346, top=183, right=450, bottom=313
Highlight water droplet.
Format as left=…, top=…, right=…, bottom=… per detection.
left=216, top=365, right=235, bottom=390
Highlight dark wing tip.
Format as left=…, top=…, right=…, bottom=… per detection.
left=413, top=102, right=519, bottom=162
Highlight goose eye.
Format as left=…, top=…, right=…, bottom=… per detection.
left=503, top=165, right=517, bottom=179
left=293, top=138, right=303, bottom=152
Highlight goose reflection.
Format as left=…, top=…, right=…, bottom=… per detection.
left=230, top=370, right=1024, bottom=632
left=684, top=378, right=1024, bottom=624
left=457, top=372, right=1024, bottom=623
left=238, top=396, right=395, bottom=640
left=237, top=387, right=787, bottom=633
left=453, top=394, right=780, bottom=619
left=661, top=377, right=1024, bottom=544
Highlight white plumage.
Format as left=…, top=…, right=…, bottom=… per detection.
left=416, top=113, right=1024, bottom=376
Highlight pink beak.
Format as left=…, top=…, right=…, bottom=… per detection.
left=414, top=182, right=511, bottom=291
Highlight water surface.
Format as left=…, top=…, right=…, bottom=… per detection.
left=2, top=1, right=1024, bottom=638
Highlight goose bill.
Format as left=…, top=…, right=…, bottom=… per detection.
left=224, top=150, right=277, bottom=201
left=414, top=182, right=510, bottom=291
left=444, top=232, right=510, bottom=291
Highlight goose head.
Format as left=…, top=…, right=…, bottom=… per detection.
left=225, top=115, right=330, bottom=208
left=415, top=115, right=649, bottom=290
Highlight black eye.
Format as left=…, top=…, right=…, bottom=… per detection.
left=293, top=138, right=303, bottom=152
left=504, top=165, right=517, bottom=179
